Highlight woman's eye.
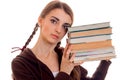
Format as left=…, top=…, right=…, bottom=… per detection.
left=50, top=19, right=57, bottom=24
left=63, top=25, right=70, bottom=31
left=63, top=24, right=71, bottom=31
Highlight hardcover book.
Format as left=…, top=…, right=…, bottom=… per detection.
left=68, top=22, right=116, bottom=62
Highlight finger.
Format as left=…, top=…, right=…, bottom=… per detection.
left=105, top=57, right=111, bottom=61
left=65, top=49, right=71, bottom=60
left=69, top=52, right=76, bottom=62
left=74, top=61, right=84, bottom=66
left=63, top=44, right=71, bottom=58
left=63, top=43, right=69, bottom=54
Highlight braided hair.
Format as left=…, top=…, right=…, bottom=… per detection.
left=11, top=23, right=39, bottom=53
left=12, top=1, right=80, bottom=80
left=21, top=23, right=39, bottom=51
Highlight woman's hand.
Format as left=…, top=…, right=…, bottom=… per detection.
left=105, top=57, right=111, bottom=61
left=60, top=44, right=83, bottom=75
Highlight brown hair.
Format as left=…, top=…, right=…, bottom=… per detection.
left=40, top=1, right=73, bottom=23
left=21, top=1, right=80, bottom=80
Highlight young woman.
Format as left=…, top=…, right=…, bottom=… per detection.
left=11, top=1, right=111, bottom=80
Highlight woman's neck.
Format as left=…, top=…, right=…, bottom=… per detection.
left=31, top=36, right=56, bottom=58
left=32, top=36, right=59, bottom=72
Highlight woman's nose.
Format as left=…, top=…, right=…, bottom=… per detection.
left=55, top=25, right=62, bottom=34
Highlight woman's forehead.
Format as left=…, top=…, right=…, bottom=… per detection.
left=45, top=9, right=72, bottom=24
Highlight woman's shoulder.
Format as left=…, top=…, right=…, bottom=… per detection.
left=12, top=48, right=38, bottom=66
left=11, top=48, right=41, bottom=80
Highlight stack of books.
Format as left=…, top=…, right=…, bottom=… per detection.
left=68, top=22, right=116, bottom=63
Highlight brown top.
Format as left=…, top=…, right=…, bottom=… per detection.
left=12, top=48, right=111, bottom=80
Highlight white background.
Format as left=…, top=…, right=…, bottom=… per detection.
left=0, top=0, right=120, bottom=80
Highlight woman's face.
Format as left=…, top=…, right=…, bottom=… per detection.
left=39, top=9, right=72, bottom=44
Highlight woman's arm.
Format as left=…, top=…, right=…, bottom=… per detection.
left=91, top=60, right=111, bottom=80
left=81, top=60, right=111, bottom=80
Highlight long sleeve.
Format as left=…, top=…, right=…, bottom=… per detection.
left=12, top=58, right=36, bottom=80
left=81, top=60, right=111, bottom=80
left=55, top=72, right=71, bottom=80
left=91, top=60, right=111, bottom=80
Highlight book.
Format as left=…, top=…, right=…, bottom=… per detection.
left=74, top=46, right=115, bottom=57
left=69, top=27, right=112, bottom=38
left=70, top=40, right=112, bottom=50
left=67, top=22, right=116, bottom=62
left=68, top=22, right=110, bottom=32
left=69, top=34, right=111, bottom=44
left=74, top=52, right=116, bottom=63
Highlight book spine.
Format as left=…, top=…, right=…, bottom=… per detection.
left=74, top=52, right=116, bottom=63
left=69, top=34, right=111, bottom=44
left=71, top=46, right=115, bottom=53
left=70, top=40, right=112, bottom=50
left=74, top=46, right=115, bottom=57
left=75, top=52, right=115, bottom=57
left=69, top=27, right=112, bottom=38
left=68, top=22, right=110, bottom=32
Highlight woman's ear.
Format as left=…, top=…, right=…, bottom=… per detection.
left=38, top=16, right=43, bottom=28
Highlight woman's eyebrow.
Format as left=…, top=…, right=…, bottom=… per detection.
left=64, top=23, right=71, bottom=27
left=51, top=16, right=59, bottom=21
left=51, top=16, right=71, bottom=26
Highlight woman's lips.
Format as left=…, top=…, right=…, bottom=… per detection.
left=51, top=34, right=59, bottom=39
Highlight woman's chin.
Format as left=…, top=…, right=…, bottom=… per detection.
left=46, top=39, right=57, bottom=44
